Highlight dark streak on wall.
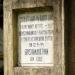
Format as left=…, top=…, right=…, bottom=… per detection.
left=65, top=0, right=75, bottom=75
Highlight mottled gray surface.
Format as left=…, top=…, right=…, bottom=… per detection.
left=0, top=28, right=3, bottom=52
left=0, top=28, right=3, bottom=68
left=0, top=60, right=3, bottom=68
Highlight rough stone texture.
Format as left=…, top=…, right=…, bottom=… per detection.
left=14, top=67, right=52, bottom=75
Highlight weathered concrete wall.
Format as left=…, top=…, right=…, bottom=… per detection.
left=4, top=0, right=64, bottom=75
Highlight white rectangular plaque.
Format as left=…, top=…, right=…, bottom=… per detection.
left=18, top=12, right=54, bottom=66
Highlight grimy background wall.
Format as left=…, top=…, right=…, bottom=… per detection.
left=4, top=0, right=64, bottom=75
left=65, top=0, right=75, bottom=75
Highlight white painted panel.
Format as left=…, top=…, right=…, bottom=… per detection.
left=18, top=12, right=54, bottom=66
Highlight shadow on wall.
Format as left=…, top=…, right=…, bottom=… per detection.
left=0, top=0, right=3, bottom=75
left=0, top=28, right=3, bottom=75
